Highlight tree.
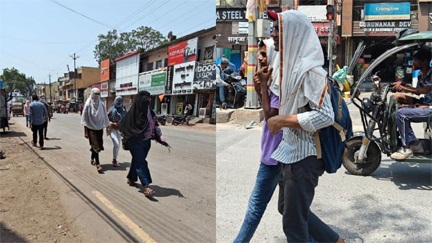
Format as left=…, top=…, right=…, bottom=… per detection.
left=0, top=68, right=36, bottom=97
left=93, top=26, right=168, bottom=65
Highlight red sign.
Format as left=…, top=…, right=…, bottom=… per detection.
left=167, top=38, right=198, bottom=66
left=312, top=22, right=331, bottom=36
left=101, top=59, right=110, bottom=82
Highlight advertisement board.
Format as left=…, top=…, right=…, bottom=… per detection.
left=165, top=66, right=174, bottom=95
left=167, top=38, right=198, bottom=66
left=172, top=61, right=196, bottom=95
left=115, top=52, right=140, bottom=96
left=138, top=70, right=166, bottom=95
left=364, top=2, right=410, bottom=21
left=100, top=81, right=109, bottom=98
left=100, top=59, right=110, bottom=82
left=193, top=62, right=216, bottom=90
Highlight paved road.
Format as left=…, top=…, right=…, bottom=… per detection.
left=216, top=101, right=432, bottom=243
left=11, top=112, right=216, bottom=242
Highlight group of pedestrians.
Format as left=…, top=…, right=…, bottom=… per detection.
left=80, top=88, right=169, bottom=197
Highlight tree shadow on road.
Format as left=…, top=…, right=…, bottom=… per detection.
left=371, top=160, right=432, bottom=190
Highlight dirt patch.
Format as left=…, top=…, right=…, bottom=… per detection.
left=0, top=134, right=83, bottom=242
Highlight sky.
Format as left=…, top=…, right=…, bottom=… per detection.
left=0, top=0, right=215, bottom=84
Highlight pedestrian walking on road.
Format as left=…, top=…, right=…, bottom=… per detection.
left=24, top=99, right=30, bottom=127
left=107, top=96, right=126, bottom=167
left=120, top=90, right=169, bottom=197
left=234, top=38, right=283, bottom=243
left=40, top=97, right=51, bottom=140
left=81, top=88, right=110, bottom=173
left=29, top=95, right=48, bottom=150
left=266, top=10, right=362, bottom=243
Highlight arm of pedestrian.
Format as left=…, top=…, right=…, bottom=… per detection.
left=84, top=126, right=89, bottom=139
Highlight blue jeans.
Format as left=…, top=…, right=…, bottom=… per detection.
left=217, top=82, right=226, bottom=103
left=234, top=163, right=282, bottom=243
left=127, top=139, right=152, bottom=186
left=396, top=107, right=432, bottom=146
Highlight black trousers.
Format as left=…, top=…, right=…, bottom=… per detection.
left=43, top=121, right=48, bottom=138
left=279, top=156, right=339, bottom=242
left=32, top=124, right=44, bottom=147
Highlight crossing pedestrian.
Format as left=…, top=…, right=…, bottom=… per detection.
left=266, top=10, right=363, bottom=243
left=81, top=88, right=110, bottom=173
left=234, top=38, right=283, bottom=242
left=107, top=96, right=126, bottom=167
left=120, top=90, right=169, bottom=197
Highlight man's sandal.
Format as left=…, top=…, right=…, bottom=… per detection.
left=143, top=187, right=155, bottom=197
left=96, top=165, right=103, bottom=173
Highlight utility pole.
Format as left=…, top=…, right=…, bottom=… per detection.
left=245, top=7, right=259, bottom=109
left=48, top=74, right=52, bottom=103
left=70, top=53, right=80, bottom=101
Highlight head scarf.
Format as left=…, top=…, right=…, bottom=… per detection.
left=262, top=38, right=280, bottom=96
left=81, top=88, right=110, bottom=130
left=108, top=96, right=125, bottom=122
left=120, top=91, right=155, bottom=142
left=276, top=10, right=328, bottom=115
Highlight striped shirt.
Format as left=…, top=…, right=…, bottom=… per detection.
left=271, top=92, right=334, bottom=164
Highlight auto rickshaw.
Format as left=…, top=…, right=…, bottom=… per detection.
left=0, top=86, right=10, bottom=132
left=12, top=102, right=24, bottom=117
left=343, top=29, right=432, bottom=176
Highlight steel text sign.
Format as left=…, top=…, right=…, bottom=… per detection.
left=364, top=2, right=410, bottom=21
left=217, top=8, right=247, bottom=21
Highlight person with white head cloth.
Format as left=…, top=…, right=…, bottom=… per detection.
left=81, top=88, right=110, bottom=173
left=234, top=37, right=283, bottom=242
left=266, top=10, right=363, bottom=243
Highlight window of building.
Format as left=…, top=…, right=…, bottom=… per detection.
left=147, top=62, right=153, bottom=71
left=156, top=60, right=162, bottom=69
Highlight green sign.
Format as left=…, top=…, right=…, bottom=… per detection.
left=151, top=72, right=166, bottom=87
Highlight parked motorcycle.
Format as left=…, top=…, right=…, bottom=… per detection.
left=171, top=114, right=191, bottom=126
left=343, top=29, right=432, bottom=176
left=156, top=114, right=167, bottom=125
left=217, top=71, right=246, bottom=109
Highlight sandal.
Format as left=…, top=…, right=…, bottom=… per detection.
left=143, top=187, right=155, bottom=197
left=112, top=159, right=119, bottom=167
left=127, top=179, right=138, bottom=187
left=96, top=165, right=103, bottom=173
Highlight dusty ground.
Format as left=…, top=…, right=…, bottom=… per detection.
left=0, top=126, right=83, bottom=242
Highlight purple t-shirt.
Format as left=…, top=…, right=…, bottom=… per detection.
left=260, top=91, right=283, bottom=165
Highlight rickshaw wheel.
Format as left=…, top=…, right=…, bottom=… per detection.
left=343, top=137, right=382, bottom=176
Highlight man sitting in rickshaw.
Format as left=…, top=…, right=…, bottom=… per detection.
left=390, top=47, right=432, bottom=160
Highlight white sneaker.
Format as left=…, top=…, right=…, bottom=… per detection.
left=410, top=142, right=424, bottom=154
left=390, top=148, right=413, bottom=160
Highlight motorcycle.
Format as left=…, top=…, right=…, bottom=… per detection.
left=171, top=114, right=191, bottom=126
left=156, top=114, right=167, bottom=125
left=217, top=71, right=246, bottom=109
left=343, top=29, right=432, bottom=176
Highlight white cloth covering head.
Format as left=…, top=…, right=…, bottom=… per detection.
left=81, top=88, right=110, bottom=130
left=262, top=38, right=280, bottom=97
left=276, top=10, right=328, bottom=115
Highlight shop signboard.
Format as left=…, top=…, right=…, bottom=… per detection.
left=364, top=2, right=410, bottom=21
left=138, top=70, right=166, bottom=95
left=100, top=59, right=110, bottom=82
left=100, top=81, right=109, bottom=98
left=358, top=20, right=412, bottom=35
left=312, top=22, right=331, bottom=36
left=167, top=38, right=198, bottom=66
left=172, top=61, right=196, bottom=95
left=115, top=52, right=139, bottom=96
left=165, top=66, right=174, bottom=95
left=216, top=8, right=247, bottom=21
left=193, top=62, right=216, bottom=90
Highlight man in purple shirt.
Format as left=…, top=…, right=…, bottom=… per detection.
left=234, top=38, right=283, bottom=242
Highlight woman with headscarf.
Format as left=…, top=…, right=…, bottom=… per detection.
left=107, top=96, right=126, bottom=167
left=234, top=38, right=283, bottom=242
left=120, top=91, right=169, bottom=197
left=81, top=88, right=110, bottom=173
